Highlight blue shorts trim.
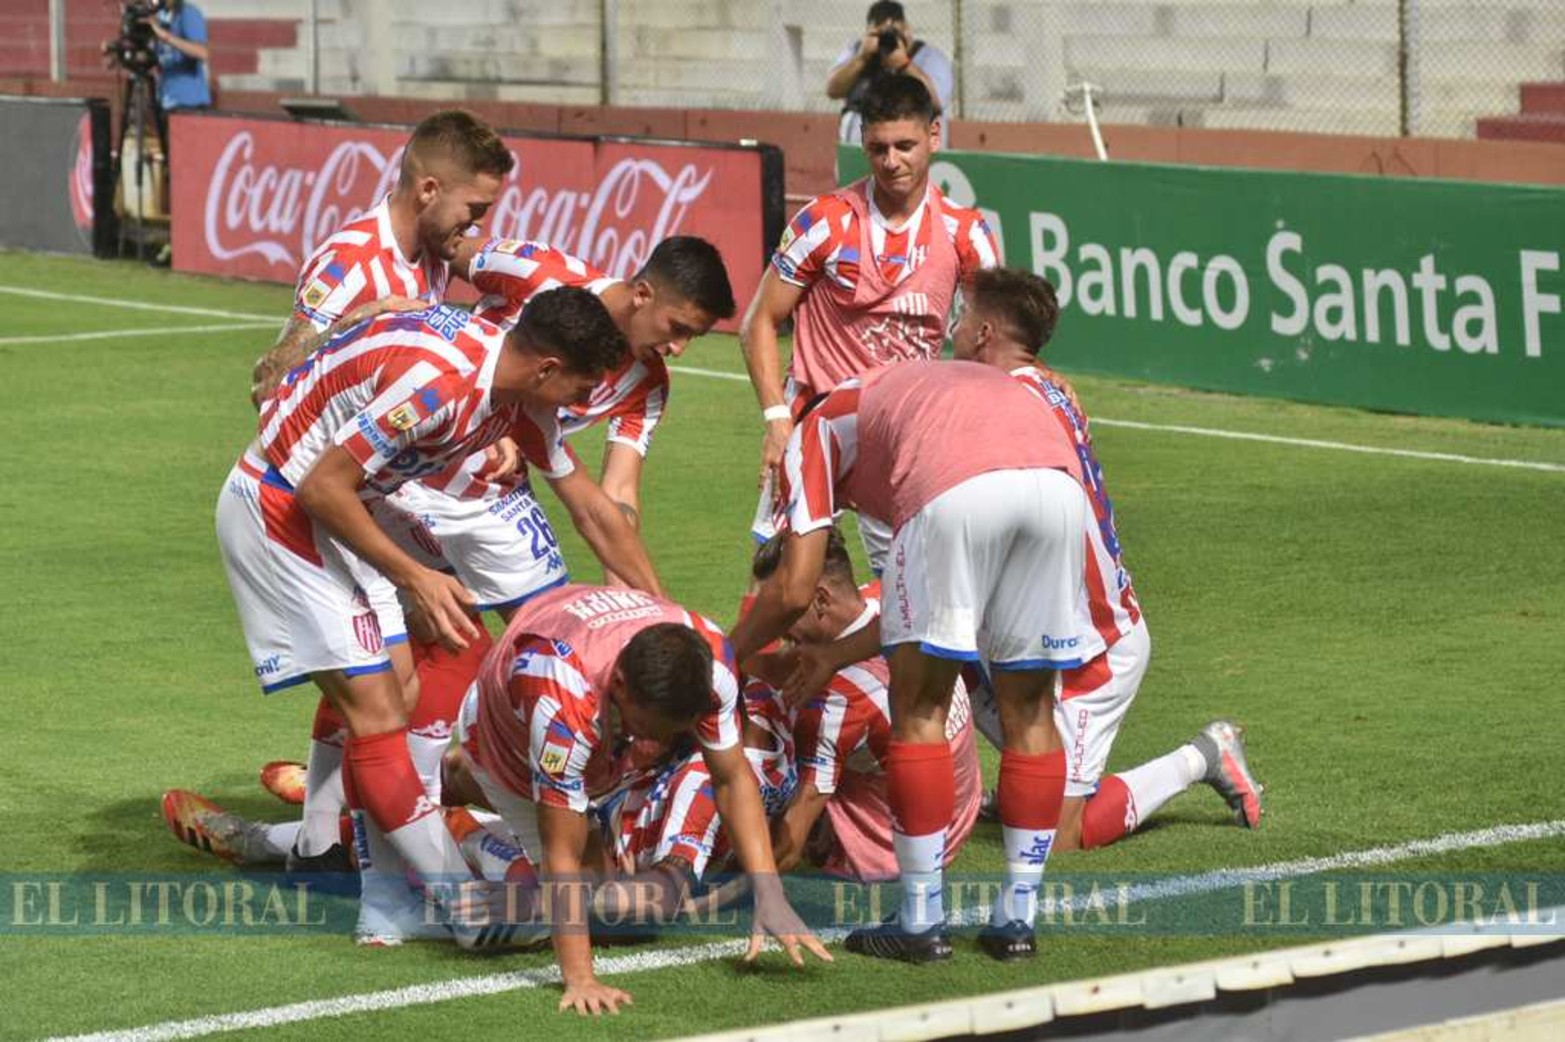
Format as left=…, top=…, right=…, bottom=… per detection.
left=902, top=640, right=981, bottom=662
left=342, top=661, right=394, bottom=678
left=261, top=465, right=295, bottom=493
left=476, top=572, right=570, bottom=613
left=384, top=633, right=408, bottom=647
left=260, top=673, right=312, bottom=696
left=991, top=656, right=1087, bottom=672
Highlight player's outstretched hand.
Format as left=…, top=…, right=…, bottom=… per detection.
left=746, top=876, right=833, bottom=967
left=758, top=415, right=793, bottom=489
left=559, top=980, right=633, bottom=1016
left=404, top=568, right=481, bottom=651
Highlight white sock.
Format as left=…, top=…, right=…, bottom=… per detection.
left=351, top=811, right=424, bottom=939
left=407, top=732, right=447, bottom=803
left=298, top=738, right=345, bottom=857
left=460, top=826, right=532, bottom=882
left=893, top=829, right=946, bottom=933
left=1117, top=744, right=1206, bottom=822
left=259, top=821, right=302, bottom=861
left=995, top=825, right=1055, bottom=927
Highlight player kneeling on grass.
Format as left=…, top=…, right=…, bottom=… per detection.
left=442, top=583, right=830, bottom=1015
left=730, top=359, right=1092, bottom=963
left=948, top=268, right=1264, bottom=850
left=748, top=529, right=983, bottom=880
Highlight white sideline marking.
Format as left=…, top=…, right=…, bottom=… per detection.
left=52, top=819, right=1565, bottom=1042
left=668, top=365, right=1565, bottom=475
left=0, top=323, right=275, bottom=347
left=0, top=285, right=279, bottom=323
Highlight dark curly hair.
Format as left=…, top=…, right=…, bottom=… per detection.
left=513, top=285, right=629, bottom=377
left=618, top=623, right=714, bottom=725
left=637, top=236, right=737, bottom=320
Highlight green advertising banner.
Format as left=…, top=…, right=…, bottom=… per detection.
left=838, top=146, right=1565, bottom=427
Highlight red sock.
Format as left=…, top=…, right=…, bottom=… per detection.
left=311, top=697, right=347, bottom=744
left=407, top=632, right=491, bottom=732
left=886, top=740, right=954, bottom=837
left=344, top=729, right=434, bottom=833
left=1080, top=775, right=1134, bottom=849
left=997, top=748, right=1067, bottom=830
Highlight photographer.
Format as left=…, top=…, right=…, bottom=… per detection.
left=826, top=2, right=953, bottom=147
left=146, top=1, right=212, bottom=120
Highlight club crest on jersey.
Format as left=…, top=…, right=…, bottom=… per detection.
left=493, top=239, right=525, bottom=255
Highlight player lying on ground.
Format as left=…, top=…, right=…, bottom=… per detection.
left=747, top=529, right=983, bottom=880
left=441, top=583, right=830, bottom=1013
left=214, top=288, right=648, bottom=946
left=741, top=74, right=998, bottom=571
left=730, top=359, right=1093, bottom=963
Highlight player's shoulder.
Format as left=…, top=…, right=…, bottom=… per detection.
left=305, top=211, right=386, bottom=266
left=930, top=185, right=984, bottom=226
left=792, top=190, right=856, bottom=233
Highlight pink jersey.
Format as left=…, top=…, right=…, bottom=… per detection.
left=467, top=584, right=742, bottom=808
left=775, top=181, right=998, bottom=398
left=256, top=304, right=551, bottom=498
left=1011, top=365, right=1142, bottom=650
left=470, top=237, right=671, bottom=462
left=293, top=197, right=449, bottom=331
left=779, top=360, right=1083, bottom=535
left=790, top=593, right=981, bottom=880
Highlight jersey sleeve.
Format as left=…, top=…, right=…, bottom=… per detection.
left=793, top=687, right=868, bottom=796
left=603, top=363, right=669, bottom=457
left=293, top=254, right=370, bottom=331
left=512, top=405, right=579, bottom=480
left=326, top=371, right=466, bottom=485
left=510, top=639, right=599, bottom=813
left=694, top=618, right=742, bottom=753
left=771, top=196, right=847, bottom=288
left=949, top=205, right=1002, bottom=276
left=470, top=239, right=616, bottom=301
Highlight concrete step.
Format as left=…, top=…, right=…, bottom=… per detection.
left=1520, top=81, right=1565, bottom=113
left=1475, top=112, right=1565, bottom=144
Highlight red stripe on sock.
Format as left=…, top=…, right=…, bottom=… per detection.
left=344, top=729, right=434, bottom=833
left=998, top=748, right=1067, bottom=830
left=1080, top=774, right=1134, bottom=849
left=886, top=740, right=954, bottom=837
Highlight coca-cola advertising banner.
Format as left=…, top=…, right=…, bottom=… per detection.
left=0, top=95, right=113, bottom=257
left=170, top=113, right=784, bottom=325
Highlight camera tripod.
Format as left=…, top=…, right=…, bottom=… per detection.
left=115, top=69, right=167, bottom=261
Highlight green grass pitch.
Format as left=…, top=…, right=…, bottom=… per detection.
left=1, top=250, right=1562, bottom=1040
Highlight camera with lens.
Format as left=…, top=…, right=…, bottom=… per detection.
left=875, top=28, right=903, bottom=59
left=109, top=1, right=161, bottom=76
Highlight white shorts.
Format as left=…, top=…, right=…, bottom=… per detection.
left=216, top=455, right=406, bottom=695
left=371, top=479, right=569, bottom=614
left=454, top=689, right=544, bottom=860
left=881, top=467, right=1100, bottom=669
left=1055, top=618, right=1151, bottom=797
left=969, top=620, right=1150, bottom=797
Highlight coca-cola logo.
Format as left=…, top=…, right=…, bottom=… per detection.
left=204, top=131, right=398, bottom=269
left=202, top=129, right=714, bottom=278
left=488, top=156, right=713, bottom=278
left=68, top=113, right=94, bottom=242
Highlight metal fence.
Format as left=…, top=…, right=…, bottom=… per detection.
left=12, top=1, right=1565, bottom=139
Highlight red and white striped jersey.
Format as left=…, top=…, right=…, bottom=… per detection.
left=1010, top=364, right=1141, bottom=650
left=774, top=181, right=997, bottom=293
left=257, top=305, right=531, bottom=496
left=469, top=238, right=619, bottom=330
left=468, top=584, right=742, bottom=809
left=777, top=361, right=1083, bottom=536
left=292, top=197, right=450, bottom=331
left=470, top=237, right=670, bottom=459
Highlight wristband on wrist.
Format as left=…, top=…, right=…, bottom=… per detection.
left=762, top=405, right=792, bottom=423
